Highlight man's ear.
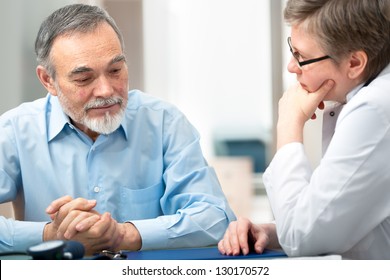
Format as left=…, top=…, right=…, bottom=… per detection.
left=36, top=65, right=58, bottom=96
left=347, top=50, right=368, bottom=80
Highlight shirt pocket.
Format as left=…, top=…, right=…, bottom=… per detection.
left=118, top=181, right=164, bottom=221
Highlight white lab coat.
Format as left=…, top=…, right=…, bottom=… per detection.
left=263, top=63, right=390, bottom=259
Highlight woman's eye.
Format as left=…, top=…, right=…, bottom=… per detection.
left=293, top=51, right=302, bottom=60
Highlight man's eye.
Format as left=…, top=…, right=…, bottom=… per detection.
left=110, top=68, right=121, bottom=74
left=75, top=77, right=91, bottom=83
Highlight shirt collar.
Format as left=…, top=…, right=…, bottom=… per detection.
left=345, top=83, right=365, bottom=103
left=345, top=63, right=390, bottom=103
left=47, top=94, right=129, bottom=142
left=47, top=95, right=71, bottom=142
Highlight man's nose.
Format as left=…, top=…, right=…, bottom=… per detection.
left=94, top=75, right=114, bottom=97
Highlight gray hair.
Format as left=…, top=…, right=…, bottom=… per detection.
left=284, top=0, right=390, bottom=82
left=35, top=4, right=125, bottom=79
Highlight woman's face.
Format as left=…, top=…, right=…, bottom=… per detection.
left=287, top=25, right=359, bottom=103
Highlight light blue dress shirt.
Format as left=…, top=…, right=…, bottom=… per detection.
left=0, top=89, right=235, bottom=253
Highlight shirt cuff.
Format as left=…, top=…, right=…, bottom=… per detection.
left=273, top=142, right=304, bottom=164
left=13, top=221, right=47, bottom=252
left=131, top=218, right=170, bottom=251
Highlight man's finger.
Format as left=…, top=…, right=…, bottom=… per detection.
left=46, top=195, right=73, bottom=214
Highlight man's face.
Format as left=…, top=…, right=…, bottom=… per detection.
left=49, top=22, right=129, bottom=137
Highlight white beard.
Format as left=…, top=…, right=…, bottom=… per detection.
left=83, top=106, right=125, bottom=135
left=56, top=85, right=126, bottom=135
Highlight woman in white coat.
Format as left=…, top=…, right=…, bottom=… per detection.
left=218, top=0, right=390, bottom=259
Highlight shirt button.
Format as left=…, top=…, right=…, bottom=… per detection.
left=93, top=186, right=100, bottom=193
left=330, top=111, right=335, bottom=117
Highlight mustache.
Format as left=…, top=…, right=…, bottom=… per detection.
left=84, top=97, right=123, bottom=111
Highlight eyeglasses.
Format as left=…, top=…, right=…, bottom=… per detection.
left=287, top=37, right=331, bottom=68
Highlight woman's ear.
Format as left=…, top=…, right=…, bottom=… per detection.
left=347, top=50, right=368, bottom=80
left=36, top=65, right=58, bottom=96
